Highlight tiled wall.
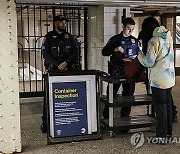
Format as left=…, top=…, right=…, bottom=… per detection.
left=87, top=5, right=104, bottom=70
left=87, top=6, right=131, bottom=94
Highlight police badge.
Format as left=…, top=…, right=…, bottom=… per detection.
left=121, top=41, right=125, bottom=45
left=131, top=39, right=135, bottom=44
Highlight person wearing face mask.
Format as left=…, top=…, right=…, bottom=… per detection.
left=102, top=17, right=140, bottom=119
left=41, top=15, right=79, bottom=133
left=42, top=15, right=78, bottom=72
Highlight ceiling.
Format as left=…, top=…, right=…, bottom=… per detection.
left=15, top=0, right=180, bottom=14
left=130, top=5, right=180, bottom=14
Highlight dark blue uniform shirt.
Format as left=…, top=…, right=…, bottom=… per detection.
left=102, top=32, right=140, bottom=67
left=41, top=30, right=78, bottom=70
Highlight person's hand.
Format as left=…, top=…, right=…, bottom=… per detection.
left=123, top=58, right=132, bottom=62
left=58, top=61, right=68, bottom=70
left=114, top=46, right=124, bottom=53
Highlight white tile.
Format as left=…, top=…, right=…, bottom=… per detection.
left=109, top=7, right=116, bottom=13
left=104, top=7, right=110, bottom=13
left=104, top=12, right=110, bottom=21
left=110, top=28, right=117, bottom=36
left=104, top=27, right=111, bottom=36
left=109, top=12, right=117, bottom=21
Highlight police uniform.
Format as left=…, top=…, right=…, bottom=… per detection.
left=41, top=25, right=79, bottom=133
left=102, top=32, right=140, bottom=118
left=102, top=32, right=139, bottom=69
left=41, top=30, right=78, bottom=71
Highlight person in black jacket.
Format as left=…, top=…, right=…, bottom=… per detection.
left=41, top=15, right=79, bottom=133
left=102, top=17, right=140, bottom=119
left=42, top=15, right=79, bottom=71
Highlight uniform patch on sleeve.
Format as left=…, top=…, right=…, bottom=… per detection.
left=41, top=45, right=45, bottom=50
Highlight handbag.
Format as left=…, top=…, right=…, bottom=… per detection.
left=123, top=57, right=146, bottom=80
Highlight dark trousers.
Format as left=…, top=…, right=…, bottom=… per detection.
left=151, top=87, right=173, bottom=137
left=103, top=82, right=135, bottom=118
left=146, top=86, right=177, bottom=121
left=172, top=98, right=177, bottom=119
left=145, top=70, right=177, bottom=119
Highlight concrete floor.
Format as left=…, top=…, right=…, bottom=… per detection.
left=20, top=77, right=180, bottom=154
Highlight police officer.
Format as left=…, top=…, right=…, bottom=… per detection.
left=41, top=15, right=79, bottom=133
left=42, top=15, right=78, bottom=71
left=102, top=17, right=140, bottom=119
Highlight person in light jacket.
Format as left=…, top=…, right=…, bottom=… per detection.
left=138, top=17, right=175, bottom=141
